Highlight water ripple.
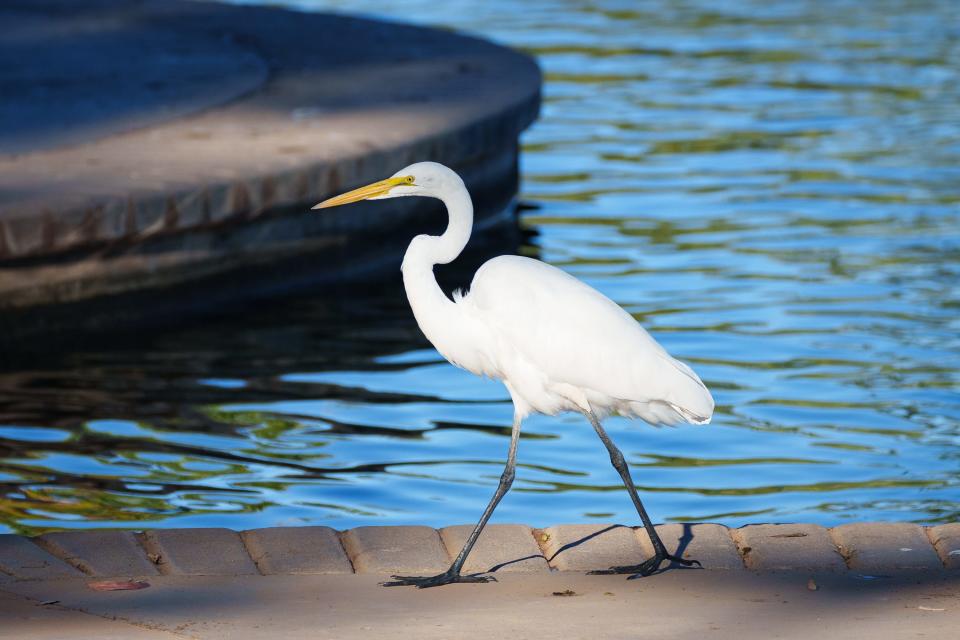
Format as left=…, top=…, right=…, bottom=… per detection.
left=1, top=0, right=958, bottom=533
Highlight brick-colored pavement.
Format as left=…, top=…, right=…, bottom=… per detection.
left=1, top=523, right=957, bottom=639
left=1, top=522, right=957, bottom=580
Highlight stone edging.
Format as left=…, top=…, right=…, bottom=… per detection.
left=0, top=522, right=957, bottom=581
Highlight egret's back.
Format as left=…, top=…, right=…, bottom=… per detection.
left=463, top=255, right=713, bottom=425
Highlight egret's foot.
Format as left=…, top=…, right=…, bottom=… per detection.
left=589, top=552, right=701, bottom=578
left=381, top=570, right=495, bottom=589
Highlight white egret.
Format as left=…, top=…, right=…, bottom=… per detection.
left=314, top=162, right=714, bottom=588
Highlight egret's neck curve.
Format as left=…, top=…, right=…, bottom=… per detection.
left=402, top=178, right=474, bottom=270
left=400, top=175, right=478, bottom=367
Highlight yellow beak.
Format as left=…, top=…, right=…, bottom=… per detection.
left=312, top=176, right=410, bottom=209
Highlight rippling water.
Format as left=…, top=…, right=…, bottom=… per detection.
left=2, top=0, right=958, bottom=534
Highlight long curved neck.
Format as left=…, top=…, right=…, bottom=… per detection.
left=410, top=182, right=474, bottom=267
left=400, top=180, right=475, bottom=363
left=401, top=177, right=473, bottom=276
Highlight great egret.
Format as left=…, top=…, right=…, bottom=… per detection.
left=314, top=162, right=714, bottom=588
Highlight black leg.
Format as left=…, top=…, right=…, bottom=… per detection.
left=382, top=415, right=521, bottom=588
left=584, top=411, right=701, bottom=577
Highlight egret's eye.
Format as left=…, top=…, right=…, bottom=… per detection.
left=403, top=175, right=415, bottom=184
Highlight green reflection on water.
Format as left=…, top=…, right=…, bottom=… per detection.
left=632, top=454, right=832, bottom=468
left=521, top=478, right=946, bottom=497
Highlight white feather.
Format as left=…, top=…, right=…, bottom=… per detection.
left=388, top=162, right=713, bottom=427
left=458, top=255, right=713, bottom=424
left=317, top=161, right=716, bottom=583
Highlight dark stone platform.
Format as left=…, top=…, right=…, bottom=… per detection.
left=0, top=0, right=540, bottom=340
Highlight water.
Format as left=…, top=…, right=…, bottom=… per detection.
left=2, top=0, right=959, bottom=535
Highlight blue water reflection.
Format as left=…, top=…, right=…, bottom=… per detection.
left=0, top=0, right=957, bottom=534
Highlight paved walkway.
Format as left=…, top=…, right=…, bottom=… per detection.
left=3, top=571, right=958, bottom=640
left=0, top=0, right=539, bottom=321
left=2, top=523, right=957, bottom=579
left=1, top=523, right=957, bottom=638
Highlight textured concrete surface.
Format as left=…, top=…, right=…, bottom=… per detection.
left=439, top=524, right=549, bottom=573
left=2, top=523, right=957, bottom=582
left=241, top=526, right=353, bottom=575
left=0, top=535, right=82, bottom=580
left=0, top=589, right=176, bottom=640
left=732, top=523, right=847, bottom=572
left=0, top=0, right=540, bottom=324
left=141, top=529, right=258, bottom=576
left=0, top=4, right=267, bottom=156
left=36, top=531, right=158, bottom=577
left=3, top=523, right=958, bottom=638
left=653, top=523, right=744, bottom=570
left=832, top=522, right=944, bottom=572
left=538, top=524, right=648, bottom=571
left=3, top=572, right=958, bottom=640
left=929, top=523, right=960, bottom=570
left=341, top=526, right=449, bottom=575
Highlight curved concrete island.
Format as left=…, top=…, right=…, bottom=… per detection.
left=0, top=0, right=540, bottom=340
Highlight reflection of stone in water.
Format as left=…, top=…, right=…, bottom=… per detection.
left=0, top=218, right=528, bottom=536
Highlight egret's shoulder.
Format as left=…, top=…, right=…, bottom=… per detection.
left=467, top=254, right=644, bottom=346
left=471, top=254, right=618, bottom=310
left=471, top=254, right=582, bottom=292
left=475, top=254, right=555, bottom=276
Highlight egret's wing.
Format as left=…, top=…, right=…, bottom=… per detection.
left=465, top=256, right=713, bottom=424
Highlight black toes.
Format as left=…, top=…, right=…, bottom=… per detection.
left=381, top=572, right=495, bottom=588
left=588, top=553, right=702, bottom=578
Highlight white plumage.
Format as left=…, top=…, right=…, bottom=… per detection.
left=315, top=161, right=714, bottom=588
left=457, top=254, right=713, bottom=424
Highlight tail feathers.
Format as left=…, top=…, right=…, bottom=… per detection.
left=656, top=355, right=714, bottom=424
left=668, top=401, right=711, bottom=425
left=628, top=399, right=711, bottom=427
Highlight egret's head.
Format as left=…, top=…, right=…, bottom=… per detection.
left=312, top=161, right=458, bottom=210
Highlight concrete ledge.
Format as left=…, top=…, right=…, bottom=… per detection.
left=732, top=524, right=847, bottom=572
left=140, top=528, right=259, bottom=576
left=36, top=531, right=158, bottom=577
left=241, top=526, right=353, bottom=575
left=1, top=523, right=956, bottom=580
left=538, top=524, right=647, bottom=571
left=654, top=523, right=744, bottom=570
left=929, top=523, right=960, bottom=570
left=439, top=524, right=548, bottom=573
left=341, top=526, right=449, bottom=575
left=832, top=522, right=944, bottom=572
